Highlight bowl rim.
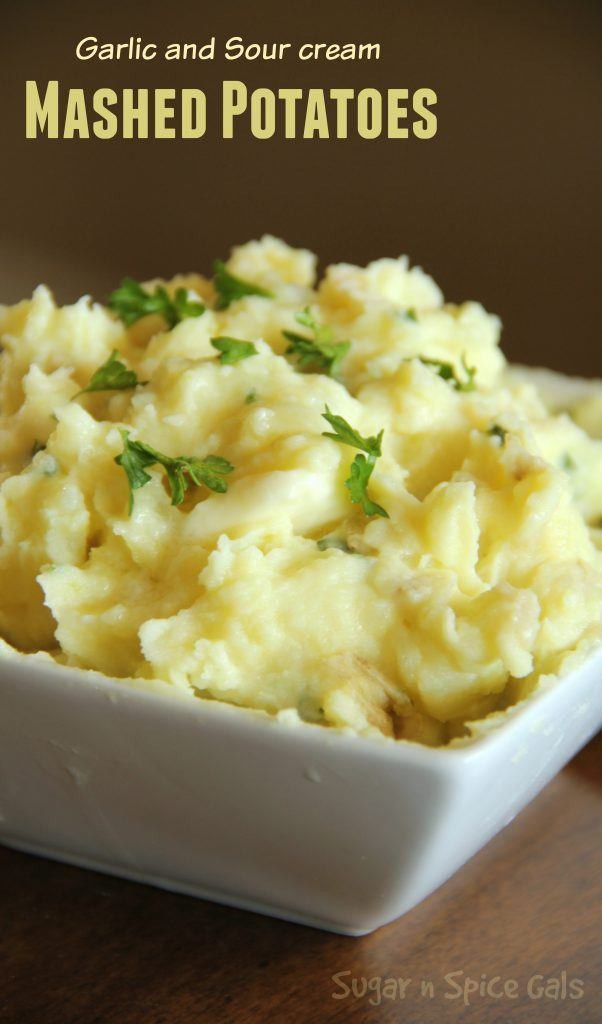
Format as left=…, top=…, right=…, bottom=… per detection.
left=1, top=641, right=601, bottom=768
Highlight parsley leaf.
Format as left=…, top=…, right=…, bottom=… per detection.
left=78, top=350, right=145, bottom=395
left=213, top=260, right=272, bottom=310
left=183, top=454, right=234, bottom=492
left=321, top=407, right=383, bottom=457
left=171, top=288, right=207, bottom=323
left=114, top=433, right=157, bottom=512
left=321, top=406, right=388, bottom=518
left=418, top=353, right=477, bottom=392
left=108, top=278, right=205, bottom=328
left=488, top=424, right=508, bottom=444
left=211, top=336, right=258, bottom=365
left=419, top=358, right=455, bottom=382
left=458, top=354, right=477, bottom=391
left=115, top=430, right=234, bottom=514
left=317, top=536, right=354, bottom=553
left=345, top=455, right=389, bottom=518
left=283, top=308, right=350, bottom=378
left=244, top=388, right=258, bottom=404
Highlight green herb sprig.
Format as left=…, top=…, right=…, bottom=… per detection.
left=108, top=278, right=205, bottom=328
left=211, top=337, right=258, bottom=365
left=488, top=424, right=508, bottom=444
left=78, top=350, right=146, bottom=395
left=316, top=536, right=355, bottom=553
left=284, top=308, right=350, bottom=378
left=115, top=430, right=234, bottom=514
left=213, top=261, right=272, bottom=310
left=417, top=354, right=477, bottom=392
left=321, top=407, right=388, bottom=518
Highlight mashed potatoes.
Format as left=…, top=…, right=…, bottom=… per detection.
left=1, top=236, right=601, bottom=744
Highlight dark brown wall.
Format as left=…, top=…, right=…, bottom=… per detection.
left=1, top=0, right=600, bottom=375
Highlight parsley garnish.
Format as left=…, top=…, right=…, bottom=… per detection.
left=211, top=337, right=258, bottom=365
left=561, top=453, right=577, bottom=471
left=115, top=430, right=234, bottom=514
left=108, top=278, right=205, bottom=328
left=317, top=536, right=354, bottom=553
left=405, top=308, right=418, bottom=323
left=244, top=388, right=258, bottom=404
left=321, top=410, right=382, bottom=454
left=213, top=261, right=272, bottom=310
left=458, top=355, right=477, bottom=391
left=419, top=358, right=455, bottom=382
left=418, top=353, right=477, bottom=392
left=321, top=407, right=388, bottom=518
left=78, top=350, right=145, bottom=395
left=488, top=424, right=508, bottom=444
left=283, top=308, right=350, bottom=378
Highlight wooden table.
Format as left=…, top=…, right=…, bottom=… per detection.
left=0, top=735, right=599, bottom=1024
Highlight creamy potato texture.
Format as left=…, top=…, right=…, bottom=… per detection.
left=1, top=237, right=601, bottom=744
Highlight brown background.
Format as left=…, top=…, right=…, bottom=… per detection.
left=0, top=0, right=600, bottom=375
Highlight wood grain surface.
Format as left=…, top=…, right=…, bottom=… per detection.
left=0, top=734, right=599, bottom=1024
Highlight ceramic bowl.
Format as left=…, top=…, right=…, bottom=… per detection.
left=0, top=647, right=600, bottom=935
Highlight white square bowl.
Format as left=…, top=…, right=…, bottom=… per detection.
left=0, top=647, right=600, bottom=936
